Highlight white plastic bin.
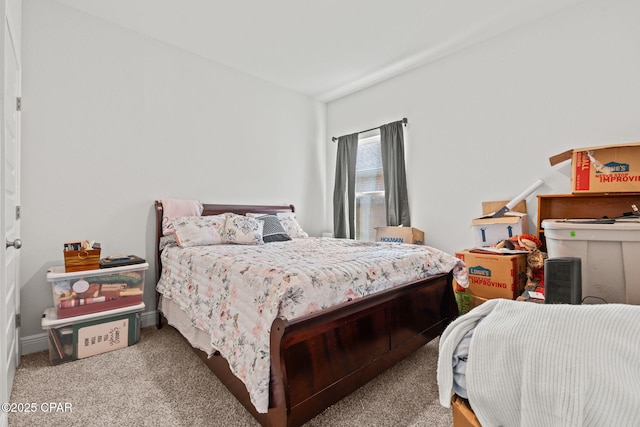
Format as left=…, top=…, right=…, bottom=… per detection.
left=542, top=219, right=640, bottom=304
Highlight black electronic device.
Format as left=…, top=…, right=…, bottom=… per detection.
left=100, top=255, right=146, bottom=269
left=544, top=257, right=582, bottom=304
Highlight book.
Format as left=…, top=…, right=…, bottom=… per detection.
left=49, top=329, right=64, bottom=360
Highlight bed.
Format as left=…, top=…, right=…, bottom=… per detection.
left=155, top=201, right=466, bottom=427
left=437, top=298, right=640, bottom=426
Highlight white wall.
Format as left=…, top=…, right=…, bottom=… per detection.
left=326, top=0, right=640, bottom=254
left=19, top=1, right=326, bottom=340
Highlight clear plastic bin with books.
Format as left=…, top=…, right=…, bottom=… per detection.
left=47, top=262, right=148, bottom=318
left=41, top=303, right=144, bottom=365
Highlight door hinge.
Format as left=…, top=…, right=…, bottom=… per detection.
left=15, top=314, right=21, bottom=328
left=16, top=97, right=21, bottom=111
left=16, top=205, right=20, bottom=220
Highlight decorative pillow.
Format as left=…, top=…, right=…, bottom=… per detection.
left=247, top=214, right=291, bottom=243
left=223, top=214, right=264, bottom=245
left=173, top=215, right=225, bottom=247
left=159, top=234, right=177, bottom=251
left=161, top=198, right=203, bottom=236
left=276, top=212, right=309, bottom=238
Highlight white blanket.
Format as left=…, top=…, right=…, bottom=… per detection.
left=438, top=299, right=640, bottom=427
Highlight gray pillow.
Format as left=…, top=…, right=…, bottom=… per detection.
left=256, top=214, right=291, bottom=243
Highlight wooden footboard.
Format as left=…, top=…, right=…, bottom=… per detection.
left=189, top=271, right=456, bottom=427
left=267, top=271, right=456, bottom=427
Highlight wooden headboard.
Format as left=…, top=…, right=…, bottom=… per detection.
left=154, top=201, right=295, bottom=282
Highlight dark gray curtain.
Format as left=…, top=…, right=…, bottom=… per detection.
left=332, top=133, right=359, bottom=238
left=380, top=121, right=411, bottom=226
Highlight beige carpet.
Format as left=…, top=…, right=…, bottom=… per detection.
left=9, top=326, right=452, bottom=427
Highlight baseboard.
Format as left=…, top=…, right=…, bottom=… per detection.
left=20, top=309, right=159, bottom=356
left=140, top=309, right=158, bottom=328
left=21, top=332, right=48, bottom=355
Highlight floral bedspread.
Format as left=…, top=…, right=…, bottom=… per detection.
left=156, top=237, right=467, bottom=414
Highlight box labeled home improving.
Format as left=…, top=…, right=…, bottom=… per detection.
left=549, top=142, right=640, bottom=193
left=375, top=226, right=424, bottom=244
left=453, top=249, right=527, bottom=300
left=47, top=262, right=148, bottom=318
left=41, top=304, right=143, bottom=365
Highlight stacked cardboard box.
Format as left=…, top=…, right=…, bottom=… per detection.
left=470, top=200, right=528, bottom=247
left=549, top=142, right=640, bottom=194
left=453, top=249, right=527, bottom=315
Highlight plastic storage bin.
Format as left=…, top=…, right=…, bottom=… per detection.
left=541, top=219, right=640, bottom=304
left=47, top=262, right=148, bottom=318
left=41, top=303, right=144, bottom=365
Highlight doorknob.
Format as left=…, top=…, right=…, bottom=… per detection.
left=6, top=238, right=22, bottom=249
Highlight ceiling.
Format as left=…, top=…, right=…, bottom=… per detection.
left=53, top=0, right=583, bottom=102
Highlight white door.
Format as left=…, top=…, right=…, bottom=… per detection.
left=1, top=0, right=21, bottom=424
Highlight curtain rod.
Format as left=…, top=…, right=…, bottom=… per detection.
left=331, top=117, right=407, bottom=142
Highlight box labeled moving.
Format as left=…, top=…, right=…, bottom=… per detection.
left=454, top=250, right=527, bottom=300
left=549, top=142, right=640, bottom=193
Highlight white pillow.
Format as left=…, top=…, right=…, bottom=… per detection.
left=173, top=215, right=225, bottom=247
left=276, top=212, right=309, bottom=238
left=223, top=214, right=264, bottom=245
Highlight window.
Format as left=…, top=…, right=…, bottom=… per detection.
left=355, top=133, right=386, bottom=241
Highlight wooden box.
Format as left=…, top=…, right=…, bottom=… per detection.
left=452, top=394, right=481, bottom=427
left=63, top=242, right=101, bottom=272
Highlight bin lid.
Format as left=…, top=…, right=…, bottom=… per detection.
left=542, top=218, right=640, bottom=231
left=41, top=302, right=145, bottom=328
left=47, top=262, right=149, bottom=281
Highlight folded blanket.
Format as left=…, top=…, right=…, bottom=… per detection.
left=438, top=299, right=640, bottom=427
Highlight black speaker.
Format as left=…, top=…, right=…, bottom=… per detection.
left=544, top=257, right=582, bottom=304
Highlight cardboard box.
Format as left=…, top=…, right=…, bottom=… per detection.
left=550, top=142, right=640, bottom=193
left=41, top=304, right=143, bottom=366
left=471, top=200, right=528, bottom=247
left=375, top=226, right=424, bottom=244
left=454, top=249, right=527, bottom=300
left=47, top=262, right=148, bottom=318
left=455, top=291, right=490, bottom=315
left=451, top=394, right=481, bottom=427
